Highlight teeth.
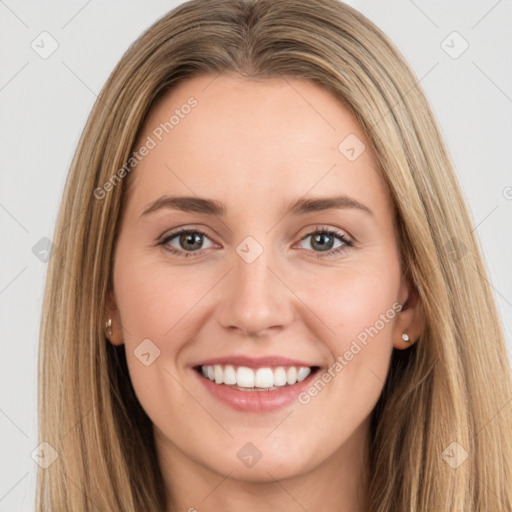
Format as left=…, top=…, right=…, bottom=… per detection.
left=297, top=367, right=311, bottom=382
left=273, top=367, right=287, bottom=386
left=214, top=365, right=223, bottom=384
left=236, top=366, right=255, bottom=387
left=254, top=368, right=274, bottom=388
left=223, top=364, right=237, bottom=385
left=286, top=366, right=297, bottom=385
left=200, top=364, right=313, bottom=389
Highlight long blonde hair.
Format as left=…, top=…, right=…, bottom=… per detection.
left=36, top=0, right=512, bottom=510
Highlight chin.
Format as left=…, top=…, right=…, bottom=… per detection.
left=198, top=440, right=317, bottom=483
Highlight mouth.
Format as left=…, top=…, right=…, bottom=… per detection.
left=191, top=353, right=324, bottom=412
left=194, top=363, right=321, bottom=392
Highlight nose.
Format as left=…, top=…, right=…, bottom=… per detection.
left=216, top=241, right=294, bottom=338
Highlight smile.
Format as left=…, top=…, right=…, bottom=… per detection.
left=193, top=364, right=321, bottom=412
left=199, top=364, right=317, bottom=390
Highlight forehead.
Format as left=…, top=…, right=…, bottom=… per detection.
left=143, top=73, right=362, bottom=150
left=126, top=74, right=390, bottom=217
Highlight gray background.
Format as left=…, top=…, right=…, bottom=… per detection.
left=1, top=1, right=511, bottom=510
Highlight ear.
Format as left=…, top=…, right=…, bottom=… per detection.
left=392, top=273, right=424, bottom=350
left=104, top=288, right=124, bottom=346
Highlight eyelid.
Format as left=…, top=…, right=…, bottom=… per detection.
left=296, top=224, right=352, bottom=242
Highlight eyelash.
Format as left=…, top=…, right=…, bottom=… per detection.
left=158, top=225, right=353, bottom=260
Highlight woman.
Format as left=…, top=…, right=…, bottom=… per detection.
left=36, top=0, right=512, bottom=510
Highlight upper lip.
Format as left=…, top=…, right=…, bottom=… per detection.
left=193, top=355, right=320, bottom=369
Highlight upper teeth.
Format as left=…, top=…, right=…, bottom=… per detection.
left=201, top=365, right=312, bottom=388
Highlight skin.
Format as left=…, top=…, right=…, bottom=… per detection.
left=106, top=74, right=423, bottom=511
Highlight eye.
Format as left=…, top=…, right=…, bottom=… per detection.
left=296, top=226, right=352, bottom=258
left=159, top=228, right=216, bottom=257
left=158, top=225, right=352, bottom=259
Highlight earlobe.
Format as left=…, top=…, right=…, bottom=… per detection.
left=401, top=333, right=410, bottom=343
left=394, top=331, right=413, bottom=350
left=104, top=315, right=124, bottom=346
left=393, top=277, right=424, bottom=350
left=105, top=318, right=113, bottom=337
left=104, top=289, right=124, bottom=346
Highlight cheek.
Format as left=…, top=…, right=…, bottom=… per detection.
left=301, top=256, right=401, bottom=391
left=114, top=252, right=213, bottom=343
left=290, top=266, right=399, bottom=436
left=115, top=271, right=193, bottom=438
left=112, top=251, right=222, bottom=414
left=302, top=257, right=401, bottom=342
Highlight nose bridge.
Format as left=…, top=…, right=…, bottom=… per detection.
left=235, top=242, right=273, bottom=300
left=217, top=235, right=291, bottom=336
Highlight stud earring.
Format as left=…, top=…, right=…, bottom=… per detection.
left=105, top=318, right=112, bottom=337
left=401, top=333, right=410, bottom=343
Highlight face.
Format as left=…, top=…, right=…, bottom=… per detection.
left=107, top=74, right=422, bottom=485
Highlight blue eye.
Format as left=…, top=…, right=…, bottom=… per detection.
left=159, top=226, right=352, bottom=259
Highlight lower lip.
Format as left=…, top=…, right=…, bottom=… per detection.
left=193, top=368, right=319, bottom=412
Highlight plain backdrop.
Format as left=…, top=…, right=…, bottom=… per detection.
left=1, top=1, right=511, bottom=510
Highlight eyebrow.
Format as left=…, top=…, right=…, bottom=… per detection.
left=140, top=194, right=373, bottom=218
